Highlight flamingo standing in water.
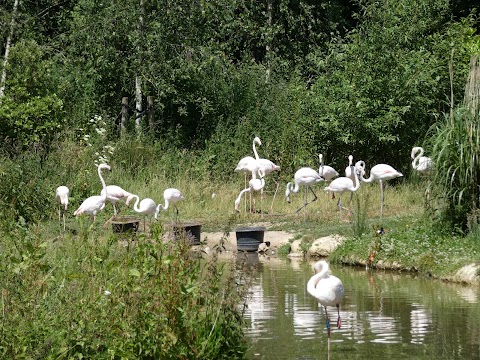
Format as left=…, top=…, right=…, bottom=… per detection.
left=356, top=161, right=403, bottom=217
left=286, top=167, right=324, bottom=218
left=74, top=164, right=111, bottom=223
left=307, top=260, right=345, bottom=360
left=56, top=185, right=70, bottom=230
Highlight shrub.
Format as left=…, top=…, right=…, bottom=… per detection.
left=0, top=224, right=248, bottom=359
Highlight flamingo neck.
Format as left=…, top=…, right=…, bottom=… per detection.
left=353, top=167, right=361, bottom=190
left=411, top=148, right=423, bottom=169
left=98, top=166, right=108, bottom=201
left=360, top=167, right=375, bottom=183
left=132, top=195, right=141, bottom=212
left=307, top=262, right=329, bottom=296
left=163, top=198, right=170, bottom=211
left=253, top=138, right=260, bottom=160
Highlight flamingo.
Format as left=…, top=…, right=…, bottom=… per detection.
left=411, top=146, right=434, bottom=205
left=101, top=185, right=135, bottom=218
left=74, top=164, right=110, bottom=222
left=55, top=185, right=70, bottom=230
left=357, top=161, right=403, bottom=217
left=307, top=260, right=345, bottom=357
left=318, top=154, right=339, bottom=181
left=411, top=147, right=434, bottom=176
left=344, top=155, right=364, bottom=205
left=324, top=162, right=361, bottom=219
left=344, top=155, right=355, bottom=181
left=252, top=136, right=281, bottom=213
left=155, top=188, right=184, bottom=222
left=286, top=167, right=325, bottom=217
left=235, top=168, right=266, bottom=213
left=235, top=155, right=256, bottom=213
left=130, top=195, right=157, bottom=231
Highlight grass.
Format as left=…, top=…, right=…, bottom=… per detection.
left=1, top=136, right=480, bottom=358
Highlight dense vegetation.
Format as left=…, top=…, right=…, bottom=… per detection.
left=1, top=0, right=480, bottom=358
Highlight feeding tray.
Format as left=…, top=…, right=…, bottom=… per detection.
left=235, top=226, right=266, bottom=252
left=111, top=216, right=140, bottom=235
left=172, top=222, right=202, bottom=245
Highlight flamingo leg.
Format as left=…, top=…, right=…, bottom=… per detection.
left=295, top=186, right=319, bottom=214
left=324, top=305, right=332, bottom=360
left=380, top=180, right=385, bottom=217
left=336, top=303, right=342, bottom=329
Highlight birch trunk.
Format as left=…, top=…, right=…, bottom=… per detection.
left=0, top=0, right=20, bottom=98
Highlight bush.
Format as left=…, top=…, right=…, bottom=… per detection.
left=0, top=224, right=248, bottom=359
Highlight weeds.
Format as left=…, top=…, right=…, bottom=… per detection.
left=0, top=219, right=248, bottom=359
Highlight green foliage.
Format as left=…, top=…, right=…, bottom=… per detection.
left=0, top=153, right=53, bottom=224
left=331, top=215, right=480, bottom=275
left=429, top=106, right=480, bottom=233
left=0, top=40, right=64, bottom=152
left=0, top=224, right=248, bottom=359
left=308, top=0, right=475, bottom=171
left=351, top=191, right=369, bottom=238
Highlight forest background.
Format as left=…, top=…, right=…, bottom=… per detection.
left=1, top=0, right=480, bottom=227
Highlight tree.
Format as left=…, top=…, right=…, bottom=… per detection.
left=1, top=0, right=19, bottom=98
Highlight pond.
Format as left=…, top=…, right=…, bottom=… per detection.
left=236, top=253, right=480, bottom=360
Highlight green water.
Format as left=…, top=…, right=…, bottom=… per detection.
left=237, top=254, right=480, bottom=360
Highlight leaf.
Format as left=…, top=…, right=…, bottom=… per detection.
left=129, top=268, right=141, bottom=278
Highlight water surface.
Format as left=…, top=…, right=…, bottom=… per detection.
left=237, top=254, right=480, bottom=360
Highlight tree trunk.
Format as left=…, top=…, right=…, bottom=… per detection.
left=147, top=96, right=154, bottom=135
left=121, top=97, right=129, bottom=136
left=0, top=0, right=20, bottom=98
left=135, top=0, right=145, bottom=135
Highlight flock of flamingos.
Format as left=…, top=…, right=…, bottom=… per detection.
left=233, top=137, right=434, bottom=219
left=53, top=136, right=434, bottom=356
left=55, top=136, right=434, bottom=231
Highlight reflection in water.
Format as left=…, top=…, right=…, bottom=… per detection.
left=238, top=253, right=480, bottom=360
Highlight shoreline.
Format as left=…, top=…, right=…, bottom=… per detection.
left=199, top=229, right=479, bottom=286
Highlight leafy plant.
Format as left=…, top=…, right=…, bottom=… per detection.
left=429, top=105, right=480, bottom=233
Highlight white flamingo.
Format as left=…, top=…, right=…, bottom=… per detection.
left=411, top=146, right=434, bottom=176
left=286, top=167, right=324, bottom=216
left=235, top=168, right=266, bottom=213
left=101, top=185, right=135, bottom=218
left=130, top=195, right=157, bottom=231
left=252, top=136, right=281, bottom=214
left=235, top=139, right=259, bottom=212
left=55, top=185, right=70, bottom=230
left=357, top=161, right=403, bottom=217
left=307, top=260, right=345, bottom=355
left=318, top=154, right=339, bottom=181
left=411, top=146, right=434, bottom=204
left=74, top=164, right=110, bottom=222
left=324, top=162, right=361, bottom=219
left=155, top=188, right=184, bottom=222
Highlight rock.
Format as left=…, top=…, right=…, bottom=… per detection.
left=445, top=263, right=479, bottom=285
left=290, top=239, right=303, bottom=254
left=308, top=235, right=345, bottom=258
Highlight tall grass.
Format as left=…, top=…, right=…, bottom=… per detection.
left=0, top=223, right=248, bottom=359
